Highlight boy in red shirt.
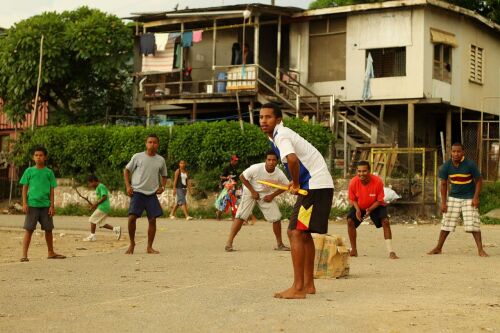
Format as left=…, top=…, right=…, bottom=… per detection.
left=347, top=161, right=399, bottom=259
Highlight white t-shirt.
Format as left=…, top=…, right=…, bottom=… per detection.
left=270, top=122, right=333, bottom=190
left=242, top=162, right=289, bottom=196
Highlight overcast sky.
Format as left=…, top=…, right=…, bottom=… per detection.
left=0, top=0, right=311, bottom=28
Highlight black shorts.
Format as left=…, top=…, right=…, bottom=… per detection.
left=24, top=207, right=54, bottom=231
left=347, top=205, right=388, bottom=228
left=289, top=188, right=334, bottom=234
left=128, top=192, right=163, bottom=219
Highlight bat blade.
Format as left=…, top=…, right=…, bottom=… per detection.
left=256, top=180, right=308, bottom=195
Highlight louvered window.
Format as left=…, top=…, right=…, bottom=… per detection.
left=469, top=45, right=484, bottom=84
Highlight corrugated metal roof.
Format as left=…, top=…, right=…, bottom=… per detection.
left=126, top=3, right=303, bottom=22
left=296, top=0, right=500, bottom=33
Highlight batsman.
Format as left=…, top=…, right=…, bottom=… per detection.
left=225, top=150, right=291, bottom=252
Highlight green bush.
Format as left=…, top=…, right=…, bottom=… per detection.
left=479, top=182, right=500, bottom=215
left=12, top=120, right=333, bottom=192
left=481, top=216, right=500, bottom=225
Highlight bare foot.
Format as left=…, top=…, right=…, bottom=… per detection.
left=427, top=247, right=442, bottom=255
left=147, top=247, right=160, bottom=254
left=389, top=252, right=399, bottom=259
left=478, top=249, right=489, bottom=257
left=349, top=249, right=358, bottom=257
left=125, top=243, right=135, bottom=254
left=304, top=285, right=316, bottom=294
left=273, top=287, right=306, bottom=299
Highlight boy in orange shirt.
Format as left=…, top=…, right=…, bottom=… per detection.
left=347, top=161, right=398, bottom=259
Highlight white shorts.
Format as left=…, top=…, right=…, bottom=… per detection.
left=235, top=194, right=281, bottom=223
left=441, top=197, right=481, bottom=233
left=89, top=209, right=108, bottom=227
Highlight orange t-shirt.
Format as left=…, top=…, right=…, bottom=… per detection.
left=348, top=175, right=385, bottom=210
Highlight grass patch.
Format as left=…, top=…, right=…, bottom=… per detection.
left=481, top=216, right=500, bottom=225
left=56, top=202, right=350, bottom=220
left=479, top=182, right=500, bottom=215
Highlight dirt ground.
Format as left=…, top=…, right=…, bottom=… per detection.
left=0, top=214, right=499, bottom=333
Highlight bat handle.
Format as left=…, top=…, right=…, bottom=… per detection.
left=298, top=189, right=308, bottom=196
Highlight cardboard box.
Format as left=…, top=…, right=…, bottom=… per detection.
left=312, top=234, right=350, bottom=279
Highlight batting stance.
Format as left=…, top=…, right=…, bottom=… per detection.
left=260, top=103, right=334, bottom=299
left=225, top=150, right=290, bottom=252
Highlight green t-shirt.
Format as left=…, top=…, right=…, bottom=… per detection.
left=19, top=166, right=57, bottom=208
left=95, top=183, right=111, bottom=214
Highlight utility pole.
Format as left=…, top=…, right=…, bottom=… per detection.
left=32, top=35, right=44, bottom=130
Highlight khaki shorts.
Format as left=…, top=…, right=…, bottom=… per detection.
left=441, top=197, right=481, bottom=233
left=235, top=194, right=281, bottom=223
left=89, top=209, right=108, bottom=227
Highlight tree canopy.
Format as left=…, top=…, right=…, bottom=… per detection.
left=0, top=7, right=133, bottom=125
left=308, top=0, right=500, bottom=25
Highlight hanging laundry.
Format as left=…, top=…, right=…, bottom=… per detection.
left=142, top=51, right=174, bottom=73
left=170, top=32, right=181, bottom=39
left=362, top=52, right=374, bottom=101
left=140, top=33, right=155, bottom=55
left=142, top=35, right=177, bottom=73
left=231, top=43, right=241, bottom=65
left=182, top=31, right=193, bottom=47
left=174, top=44, right=182, bottom=68
left=155, top=33, right=169, bottom=51
left=193, top=30, right=203, bottom=43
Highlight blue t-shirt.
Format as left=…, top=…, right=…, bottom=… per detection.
left=438, top=158, right=481, bottom=199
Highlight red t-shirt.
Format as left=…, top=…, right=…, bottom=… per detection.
left=348, top=175, right=385, bottom=210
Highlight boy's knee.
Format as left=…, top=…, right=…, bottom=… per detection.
left=347, top=218, right=356, bottom=227
left=289, top=229, right=303, bottom=240
left=381, top=219, right=390, bottom=227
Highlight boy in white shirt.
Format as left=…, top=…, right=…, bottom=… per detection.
left=225, top=150, right=290, bottom=252
left=260, top=103, right=334, bottom=299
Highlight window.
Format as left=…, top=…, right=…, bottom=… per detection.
left=433, top=44, right=452, bottom=83
left=367, top=47, right=406, bottom=78
left=470, top=44, right=484, bottom=84
left=309, top=17, right=346, bottom=82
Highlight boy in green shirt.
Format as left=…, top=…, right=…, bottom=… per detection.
left=83, top=175, right=121, bottom=242
left=20, top=146, right=65, bottom=262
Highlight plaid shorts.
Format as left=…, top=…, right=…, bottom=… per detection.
left=441, top=197, right=481, bottom=233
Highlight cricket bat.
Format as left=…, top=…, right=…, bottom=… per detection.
left=257, top=180, right=308, bottom=196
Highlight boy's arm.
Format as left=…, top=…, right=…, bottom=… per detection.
left=365, top=181, right=384, bottom=216
left=172, top=170, right=179, bottom=189
left=440, top=179, right=449, bottom=213
left=262, top=189, right=285, bottom=202
left=157, top=176, right=167, bottom=194
left=240, top=174, right=259, bottom=200
left=22, top=185, right=28, bottom=213
left=472, top=177, right=482, bottom=209
left=48, top=187, right=55, bottom=217
left=285, top=153, right=300, bottom=194
left=124, top=168, right=133, bottom=196
left=348, top=181, right=363, bottom=221
left=92, top=194, right=108, bottom=210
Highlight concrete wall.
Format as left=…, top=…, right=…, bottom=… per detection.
left=423, top=7, right=500, bottom=113
left=289, top=8, right=426, bottom=101
left=289, top=6, right=500, bottom=111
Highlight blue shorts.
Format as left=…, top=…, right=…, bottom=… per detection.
left=128, top=192, right=163, bottom=219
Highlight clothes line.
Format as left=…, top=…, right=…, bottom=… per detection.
left=141, top=21, right=256, bottom=35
